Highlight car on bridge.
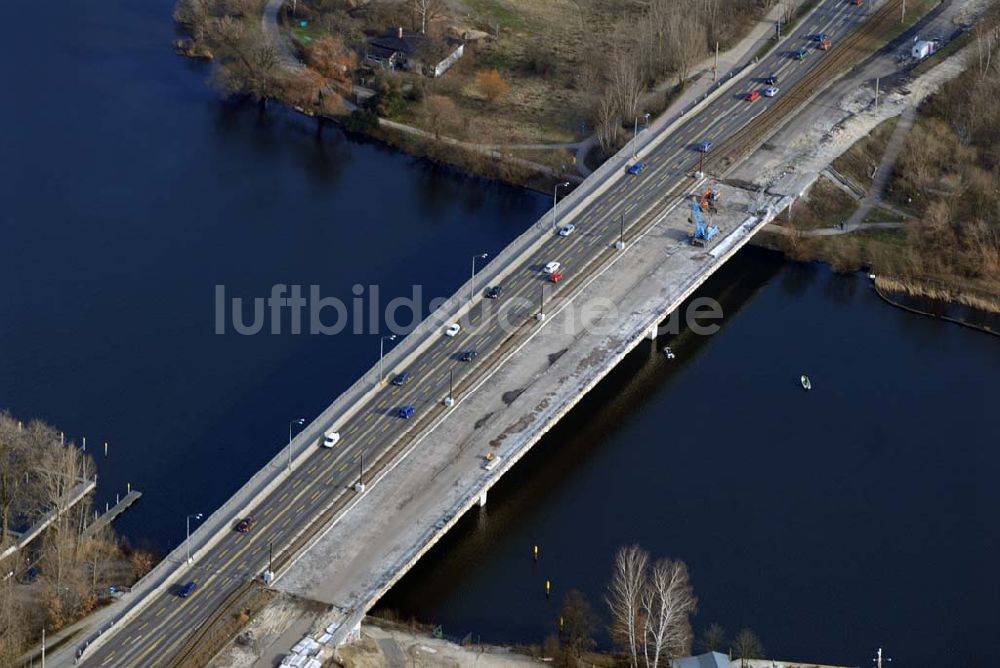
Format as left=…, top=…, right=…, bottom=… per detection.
left=177, top=581, right=197, bottom=598
left=485, top=285, right=503, bottom=299
left=543, top=261, right=561, bottom=275
left=764, top=86, right=780, bottom=97
left=764, top=74, right=779, bottom=85
left=697, top=140, right=714, bottom=153
left=322, top=431, right=340, bottom=448
left=398, top=405, right=415, bottom=419
left=793, top=47, right=809, bottom=60
left=391, top=371, right=412, bottom=386
left=626, top=161, right=647, bottom=175
left=745, top=90, right=761, bottom=102
left=550, top=271, right=564, bottom=283
left=234, top=517, right=257, bottom=533
left=460, top=350, right=478, bottom=362
left=558, top=224, right=576, bottom=237
left=444, top=323, right=461, bottom=337
left=812, top=32, right=829, bottom=42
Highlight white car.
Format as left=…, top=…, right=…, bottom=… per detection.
left=763, top=86, right=780, bottom=97
left=543, top=261, right=561, bottom=275
left=558, top=224, right=575, bottom=237
left=444, top=323, right=461, bottom=337
left=322, top=431, right=340, bottom=448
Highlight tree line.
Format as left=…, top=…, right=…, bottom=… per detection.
left=0, top=412, right=153, bottom=665
left=592, top=0, right=778, bottom=155
left=549, top=544, right=763, bottom=667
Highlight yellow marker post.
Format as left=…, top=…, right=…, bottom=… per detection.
left=545, top=580, right=551, bottom=598
left=104, top=441, right=108, bottom=457
left=127, top=482, right=131, bottom=494
left=533, top=545, right=539, bottom=561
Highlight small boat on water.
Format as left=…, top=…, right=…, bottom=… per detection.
left=800, top=374, right=812, bottom=391
left=663, top=346, right=675, bottom=359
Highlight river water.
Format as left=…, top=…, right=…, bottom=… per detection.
left=1, top=1, right=997, bottom=667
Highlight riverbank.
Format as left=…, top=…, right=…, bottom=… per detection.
left=171, top=0, right=816, bottom=193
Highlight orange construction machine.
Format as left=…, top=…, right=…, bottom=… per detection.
left=699, top=188, right=720, bottom=213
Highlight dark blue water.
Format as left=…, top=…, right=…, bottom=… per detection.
left=2, top=0, right=998, bottom=666
left=378, top=255, right=1000, bottom=668
left=0, top=0, right=546, bottom=549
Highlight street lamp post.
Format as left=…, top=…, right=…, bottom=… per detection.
left=536, top=285, right=546, bottom=321
left=186, top=512, right=202, bottom=563
left=616, top=212, right=626, bottom=250
left=379, top=334, right=397, bottom=384
left=471, top=253, right=488, bottom=301
left=444, top=369, right=455, bottom=407
left=288, top=417, right=305, bottom=470
left=552, top=181, right=570, bottom=230
left=632, top=113, right=650, bottom=159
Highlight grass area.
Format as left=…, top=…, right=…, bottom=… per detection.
left=863, top=205, right=906, bottom=224
left=796, top=176, right=859, bottom=230
left=462, top=0, right=529, bottom=31
left=832, top=116, right=898, bottom=188
left=289, top=20, right=323, bottom=46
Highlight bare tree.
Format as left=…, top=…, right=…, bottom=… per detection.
left=211, top=17, right=281, bottom=103
left=559, top=589, right=600, bottom=660
left=607, top=37, right=644, bottom=120
left=641, top=559, right=697, bottom=667
left=422, top=94, right=459, bottom=140
left=608, top=545, right=649, bottom=667
left=731, top=628, right=764, bottom=668
left=411, top=0, right=444, bottom=34
left=697, top=623, right=726, bottom=652
left=0, top=413, right=32, bottom=549
left=593, top=89, right=619, bottom=155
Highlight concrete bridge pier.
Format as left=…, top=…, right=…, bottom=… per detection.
left=477, top=490, right=488, bottom=508
left=646, top=322, right=659, bottom=341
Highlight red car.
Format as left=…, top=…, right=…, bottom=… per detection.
left=550, top=271, right=564, bottom=283
left=745, top=90, right=761, bottom=102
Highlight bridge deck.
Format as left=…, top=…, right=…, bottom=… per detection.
left=270, top=185, right=787, bottom=650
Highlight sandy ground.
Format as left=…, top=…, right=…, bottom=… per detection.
left=209, top=596, right=542, bottom=668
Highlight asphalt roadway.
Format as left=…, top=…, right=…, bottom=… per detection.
left=83, top=1, right=873, bottom=664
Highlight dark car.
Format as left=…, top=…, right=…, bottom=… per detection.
left=460, top=350, right=478, bottom=362
left=793, top=47, right=809, bottom=60
left=178, top=581, right=198, bottom=598
left=235, top=517, right=256, bottom=534
left=391, top=371, right=412, bottom=387
left=398, top=405, right=415, bottom=419
left=764, top=74, right=779, bottom=86
left=697, top=140, right=713, bottom=153
left=485, top=286, right=503, bottom=299
left=627, top=161, right=647, bottom=175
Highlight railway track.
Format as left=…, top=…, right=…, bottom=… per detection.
left=709, top=0, right=905, bottom=175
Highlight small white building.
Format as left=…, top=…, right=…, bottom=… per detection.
left=912, top=40, right=938, bottom=59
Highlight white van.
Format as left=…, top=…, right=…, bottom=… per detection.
left=322, top=431, right=340, bottom=448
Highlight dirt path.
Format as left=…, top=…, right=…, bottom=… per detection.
left=842, top=104, right=917, bottom=228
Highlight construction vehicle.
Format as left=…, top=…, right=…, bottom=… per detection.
left=689, top=199, right=719, bottom=247
left=699, top=188, right=720, bottom=213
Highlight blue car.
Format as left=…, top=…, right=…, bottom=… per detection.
left=177, top=581, right=197, bottom=598
left=697, top=140, right=713, bottom=153
left=398, top=405, right=415, bottom=419
left=627, top=162, right=646, bottom=175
